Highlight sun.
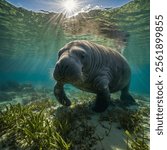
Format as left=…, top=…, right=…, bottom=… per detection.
left=62, top=0, right=77, bottom=12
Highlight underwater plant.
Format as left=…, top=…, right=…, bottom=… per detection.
left=0, top=98, right=101, bottom=150
left=124, top=107, right=150, bottom=150
left=54, top=100, right=98, bottom=150
left=125, top=128, right=149, bottom=150
left=96, top=100, right=150, bottom=150
left=118, top=109, right=142, bottom=133
left=0, top=100, right=71, bottom=150
left=0, top=94, right=150, bottom=150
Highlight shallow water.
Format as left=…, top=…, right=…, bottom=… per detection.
left=0, top=0, right=150, bottom=100
left=0, top=1, right=150, bottom=149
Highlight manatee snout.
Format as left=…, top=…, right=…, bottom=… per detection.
left=53, top=56, right=83, bottom=82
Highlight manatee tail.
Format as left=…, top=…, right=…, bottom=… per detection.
left=120, top=93, right=136, bottom=106
left=120, top=85, right=136, bottom=106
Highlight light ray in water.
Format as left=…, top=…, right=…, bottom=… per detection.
left=49, top=67, right=55, bottom=81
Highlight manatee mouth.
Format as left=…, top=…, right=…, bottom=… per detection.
left=53, top=63, right=65, bottom=81
left=54, top=62, right=84, bottom=83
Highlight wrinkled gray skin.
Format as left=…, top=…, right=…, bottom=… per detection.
left=53, top=40, right=135, bottom=112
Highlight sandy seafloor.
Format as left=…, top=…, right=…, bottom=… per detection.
left=0, top=82, right=150, bottom=150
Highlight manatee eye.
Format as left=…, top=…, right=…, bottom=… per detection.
left=58, top=48, right=68, bottom=59
left=80, top=51, right=86, bottom=59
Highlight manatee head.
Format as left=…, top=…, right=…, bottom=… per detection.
left=53, top=42, right=91, bottom=83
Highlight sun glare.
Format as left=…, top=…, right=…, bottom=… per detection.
left=62, top=0, right=77, bottom=12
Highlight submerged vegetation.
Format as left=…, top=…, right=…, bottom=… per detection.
left=0, top=100, right=71, bottom=149
left=0, top=97, right=150, bottom=150
left=123, top=108, right=149, bottom=150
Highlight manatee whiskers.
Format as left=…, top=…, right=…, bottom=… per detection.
left=53, top=40, right=136, bottom=112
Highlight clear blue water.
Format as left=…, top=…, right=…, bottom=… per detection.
left=0, top=0, right=150, bottom=97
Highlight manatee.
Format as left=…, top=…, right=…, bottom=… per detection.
left=53, top=40, right=135, bottom=112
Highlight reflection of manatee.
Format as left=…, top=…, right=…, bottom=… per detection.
left=53, top=40, right=135, bottom=112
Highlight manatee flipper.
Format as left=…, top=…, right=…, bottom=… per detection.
left=92, top=77, right=110, bottom=112
left=54, top=82, right=71, bottom=106
left=120, top=84, right=135, bottom=106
